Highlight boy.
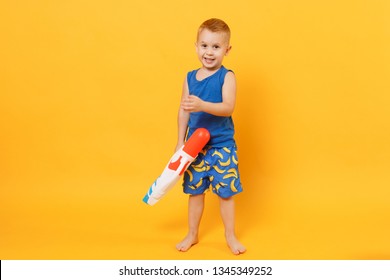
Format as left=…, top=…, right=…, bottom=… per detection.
left=175, top=18, right=246, bottom=255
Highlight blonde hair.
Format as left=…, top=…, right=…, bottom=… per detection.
left=197, top=18, right=231, bottom=42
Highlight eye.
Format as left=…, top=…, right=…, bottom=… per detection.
left=201, top=44, right=207, bottom=48
left=213, top=45, right=220, bottom=49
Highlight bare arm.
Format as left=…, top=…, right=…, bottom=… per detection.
left=181, top=71, right=236, bottom=117
left=176, top=77, right=190, bottom=151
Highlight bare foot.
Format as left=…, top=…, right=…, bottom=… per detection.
left=176, top=233, right=199, bottom=252
left=226, top=234, right=246, bottom=255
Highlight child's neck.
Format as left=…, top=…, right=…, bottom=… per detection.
left=197, top=66, right=221, bottom=80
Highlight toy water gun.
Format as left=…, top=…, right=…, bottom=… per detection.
left=143, top=128, right=210, bottom=205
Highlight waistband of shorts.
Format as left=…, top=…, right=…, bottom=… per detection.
left=203, top=145, right=237, bottom=150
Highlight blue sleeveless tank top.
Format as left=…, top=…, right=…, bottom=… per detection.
left=186, top=66, right=236, bottom=147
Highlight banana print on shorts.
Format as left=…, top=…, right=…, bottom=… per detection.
left=184, top=146, right=241, bottom=196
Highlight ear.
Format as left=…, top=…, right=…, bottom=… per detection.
left=225, top=45, right=232, bottom=56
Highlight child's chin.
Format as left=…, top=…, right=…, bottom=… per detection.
left=203, top=63, right=220, bottom=71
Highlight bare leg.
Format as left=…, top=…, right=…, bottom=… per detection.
left=176, top=194, right=205, bottom=252
left=219, top=196, right=246, bottom=255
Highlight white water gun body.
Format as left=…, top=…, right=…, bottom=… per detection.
left=143, top=128, right=210, bottom=206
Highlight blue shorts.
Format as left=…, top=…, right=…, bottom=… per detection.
left=183, top=146, right=243, bottom=198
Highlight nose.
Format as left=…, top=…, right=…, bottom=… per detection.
left=205, top=47, right=213, bottom=55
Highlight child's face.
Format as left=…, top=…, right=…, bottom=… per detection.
left=195, top=28, right=231, bottom=71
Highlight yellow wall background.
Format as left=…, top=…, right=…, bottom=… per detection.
left=1, top=0, right=389, bottom=259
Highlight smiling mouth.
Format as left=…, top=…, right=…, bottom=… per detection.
left=204, top=57, right=214, bottom=64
